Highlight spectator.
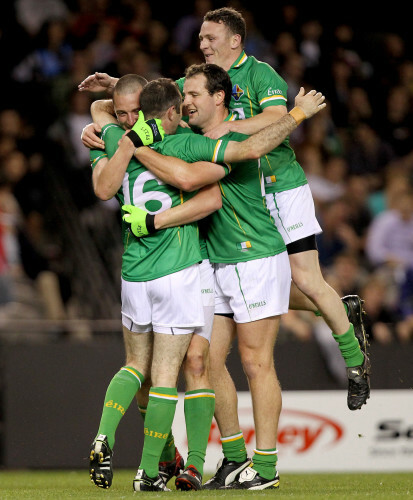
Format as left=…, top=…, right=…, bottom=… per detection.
left=365, top=189, right=413, bottom=276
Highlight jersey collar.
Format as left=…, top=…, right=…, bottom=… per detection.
left=230, top=51, right=248, bottom=70
left=224, top=112, right=238, bottom=122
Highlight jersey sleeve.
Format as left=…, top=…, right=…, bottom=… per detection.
left=252, top=62, right=288, bottom=110
left=187, top=135, right=232, bottom=175
left=90, top=149, right=107, bottom=169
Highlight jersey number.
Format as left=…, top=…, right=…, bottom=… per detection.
left=123, top=171, right=173, bottom=214
left=232, top=108, right=246, bottom=120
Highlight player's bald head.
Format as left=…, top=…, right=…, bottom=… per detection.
left=113, top=74, right=148, bottom=97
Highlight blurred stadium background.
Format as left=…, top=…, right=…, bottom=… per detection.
left=0, top=0, right=412, bottom=473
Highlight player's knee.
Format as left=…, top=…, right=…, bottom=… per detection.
left=292, top=269, right=323, bottom=298
left=184, top=350, right=207, bottom=378
left=239, top=349, right=274, bottom=380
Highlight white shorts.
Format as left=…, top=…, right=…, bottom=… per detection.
left=265, top=184, right=322, bottom=245
left=194, top=259, right=215, bottom=342
left=214, top=252, right=291, bottom=323
left=121, top=264, right=204, bottom=335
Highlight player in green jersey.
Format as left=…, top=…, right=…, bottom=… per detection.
left=193, top=8, right=370, bottom=422
left=117, top=64, right=326, bottom=490
left=88, top=75, right=223, bottom=492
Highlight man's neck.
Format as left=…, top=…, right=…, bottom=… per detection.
left=201, top=109, right=230, bottom=135
left=221, top=49, right=243, bottom=71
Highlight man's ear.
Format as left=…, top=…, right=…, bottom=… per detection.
left=215, top=90, right=225, bottom=107
left=166, top=105, right=176, bottom=121
left=231, top=33, right=242, bottom=50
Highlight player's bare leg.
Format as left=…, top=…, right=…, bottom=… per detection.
left=237, top=317, right=281, bottom=450
left=289, top=250, right=349, bottom=334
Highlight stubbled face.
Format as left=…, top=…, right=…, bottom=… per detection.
left=113, top=91, right=141, bottom=130
left=183, top=74, right=217, bottom=130
left=199, top=20, right=235, bottom=70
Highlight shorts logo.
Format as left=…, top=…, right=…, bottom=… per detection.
left=249, top=300, right=267, bottom=309
left=232, top=84, right=244, bottom=101
left=287, top=222, right=303, bottom=232
left=201, top=288, right=214, bottom=294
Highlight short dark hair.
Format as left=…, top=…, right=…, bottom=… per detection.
left=185, top=63, right=232, bottom=110
left=139, top=78, right=182, bottom=118
left=114, top=74, right=148, bottom=95
left=203, top=7, right=246, bottom=45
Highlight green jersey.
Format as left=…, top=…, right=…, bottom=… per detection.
left=177, top=51, right=307, bottom=194
left=204, top=114, right=286, bottom=264
left=90, top=124, right=203, bottom=282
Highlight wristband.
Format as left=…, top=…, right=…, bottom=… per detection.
left=126, top=130, right=144, bottom=147
left=146, top=213, right=156, bottom=234
left=289, top=107, right=307, bottom=125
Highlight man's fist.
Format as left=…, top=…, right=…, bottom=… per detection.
left=122, top=204, right=156, bottom=237
left=125, top=114, right=165, bottom=148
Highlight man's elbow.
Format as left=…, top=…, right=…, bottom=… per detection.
left=93, top=184, right=114, bottom=201
left=176, top=174, right=199, bottom=192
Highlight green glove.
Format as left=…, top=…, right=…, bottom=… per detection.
left=122, top=204, right=156, bottom=237
left=125, top=112, right=165, bottom=148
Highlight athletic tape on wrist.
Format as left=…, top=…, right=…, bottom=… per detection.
left=289, top=107, right=307, bottom=125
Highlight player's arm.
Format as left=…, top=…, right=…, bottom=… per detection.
left=92, top=139, right=135, bottom=200
left=122, top=183, right=222, bottom=237
left=204, top=106, right=285, bottom=139
left=134, top=148, right=227, bottom=192
left=89, top=100, right=131, bottom=200
left=223, top=88, right=326, bottom=163
left=156, top=183, right=222, bottom=228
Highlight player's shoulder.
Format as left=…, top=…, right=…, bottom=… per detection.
left=247, top=55, right=284, bottom=79
left=101, top=123, right=123, bottom=139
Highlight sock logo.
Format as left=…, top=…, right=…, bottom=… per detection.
left=144, top=427, right=168, bottom=439
left=105, top=400, right=126, bottom=415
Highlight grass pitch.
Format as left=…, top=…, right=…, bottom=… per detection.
left=0, top=470, right=412, bottom=499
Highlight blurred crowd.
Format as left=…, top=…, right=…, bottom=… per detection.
left=0, top=0, right=412, bottom=344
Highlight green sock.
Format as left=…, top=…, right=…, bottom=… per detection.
left=138, top=404, right=176, bottom=462
left=97, top=366, right=144, bottom=450
left=221, top=432, right=247, bottom=463
left=184, top=389, right=215, bottom=475
left=332, top=324, right=364, bottom=367
left=252, top=448, right=278, bottom=480
left=139, top=387, right=178, bottom=478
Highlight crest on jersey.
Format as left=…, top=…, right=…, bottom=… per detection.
left=232, top=84, right=244, bottom=101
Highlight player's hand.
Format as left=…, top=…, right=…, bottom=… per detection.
left=81, top=122, right=104, bottom=149
left=78, top=72, right=118, bottom=94
left=294, top=87, right=326, bottom=119
left=125, top=113, right=165, bottom=148
left=122, top=204, right=156, bottom=237
left=203, top=120, right=232, bottom=139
